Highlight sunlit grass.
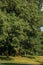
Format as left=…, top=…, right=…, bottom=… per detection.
left=0, top=56, right=43, bottom=64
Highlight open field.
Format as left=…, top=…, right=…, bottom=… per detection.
left=0, top=56, right=43, bottom=65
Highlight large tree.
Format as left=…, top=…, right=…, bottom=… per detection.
left=0, top=0, right=43, bottom=56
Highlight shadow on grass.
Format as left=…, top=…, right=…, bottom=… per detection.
left=35, top=60, right=43, bottom=65
left=0, top=63, right=33, bottom=65
left=1, top=63, right=43, bottom=65
left=40, top=63, right=43, bottom=65
left=0, top=56, right=12, bottom=60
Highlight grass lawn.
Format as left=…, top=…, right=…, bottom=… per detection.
left=0, top=56, right=43, bottom=65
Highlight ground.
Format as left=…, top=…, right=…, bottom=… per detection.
left=0, top=56, right=43, bottom=65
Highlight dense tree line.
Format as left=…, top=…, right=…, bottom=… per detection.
left=0, top=0, right=43, bottom=57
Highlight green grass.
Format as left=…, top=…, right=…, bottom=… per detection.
left=0, top=56, right=43, bottom=65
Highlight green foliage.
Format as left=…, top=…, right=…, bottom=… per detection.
left=0, top=0, right=43, bottom=56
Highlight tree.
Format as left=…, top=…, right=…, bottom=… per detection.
left=0, top=0, right=43, bottom=56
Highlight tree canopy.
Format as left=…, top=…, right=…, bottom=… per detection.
left=0, top=0, right=43, bottom=56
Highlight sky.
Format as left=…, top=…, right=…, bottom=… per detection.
left=40, top=27, right=43, bottom=31
left=40, top=5, right=43, bottom=31
left=41, top=4, right=43, bottom=11
left=41, top=7, right=43, bottom=11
